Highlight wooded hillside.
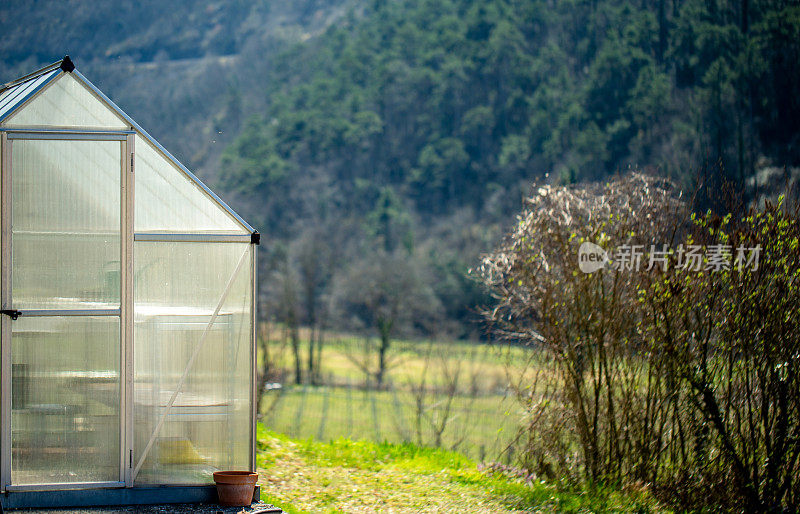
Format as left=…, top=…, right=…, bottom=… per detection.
left=2, top=0, right=798, bottom=338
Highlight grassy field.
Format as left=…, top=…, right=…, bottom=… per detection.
left=259, top=327, right=545, bottom=462
left=262, top=385, right=521, bottom=462
left=255, top=423, right=669, bottom=513
left=259, top=325, right=537, bottom=391
left=258, top=330, right=673, bottom=512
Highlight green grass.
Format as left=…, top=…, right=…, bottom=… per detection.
left=259, top=329, right=668, bottom=511
left=259, top=325, right=546, bottom=463
left=260, top=491, right=307, bottom=514
left=255, top=423, right=669, bottom=513
left=262, top=385, right=522, bottom=462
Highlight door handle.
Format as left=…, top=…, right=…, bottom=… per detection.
left=0, top=309, right=21, bottom=320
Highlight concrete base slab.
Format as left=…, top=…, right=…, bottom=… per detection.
left=0, top=485, right=263, bottom=510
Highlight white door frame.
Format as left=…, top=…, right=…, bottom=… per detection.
left=0, top=129, right=135, bottom=491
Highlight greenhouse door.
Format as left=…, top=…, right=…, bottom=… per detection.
left=0, top=133, right=134, bottom=490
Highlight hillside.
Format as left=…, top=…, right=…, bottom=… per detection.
left=219, top=0, right=800, bottom=338
left=2, top=0, right=799, bottom=341
left=0, top=0, right=355, bottom=176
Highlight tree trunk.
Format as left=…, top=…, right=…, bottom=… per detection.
left=376, top=318, right=393, bottom=387
left=289, top=310, right=302, bottom=385
left=315, top=326, right=325, bottom=384
left=741, top=0, right=749, bottom=34
left=308, top=324, right=316, bottom=385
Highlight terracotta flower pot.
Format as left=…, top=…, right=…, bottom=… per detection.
left=213, top=471, right=259, bottom=507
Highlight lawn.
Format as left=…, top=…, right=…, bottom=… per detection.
left=262, top=385, right=521, bottom=462
left=255, top=423, right=669, bottom=513
left=260, top=327, right=551, bottom=462
left=258, top=330, right=672, bottom=512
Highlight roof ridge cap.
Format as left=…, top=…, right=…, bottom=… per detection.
left=0, top=56, right=69, bottom=94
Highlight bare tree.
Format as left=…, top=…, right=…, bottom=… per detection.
left=267, top=249, right=303, bottom=385
left=332, top=250, right=441, bottom=387
left=406, top=342, right=484, bottom=452
left=295, top=229, right=333, bottom=385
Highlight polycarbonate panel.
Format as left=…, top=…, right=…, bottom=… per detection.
left=12, top=139, right=121, bottom=309
left=0, top=68, right=60, bottom=122
left=133, top=242, right=252, bottom=484
left=134, top=138, right=246, bottom=234
left=4, top=73, right=128, bottom=129
left=11, top=316, right=120, bottom=485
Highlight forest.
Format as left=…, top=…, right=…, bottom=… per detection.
left=3, top=0, right=797, bottom=348
left=218, top=0, right=800, bottom=353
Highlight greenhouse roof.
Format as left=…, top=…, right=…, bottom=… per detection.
left=0, top=61, right=63, bottom=122
left=0, top=56, right=255, bottom=235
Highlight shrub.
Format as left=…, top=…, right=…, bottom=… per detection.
left=480, top=174, right=800, bottom=510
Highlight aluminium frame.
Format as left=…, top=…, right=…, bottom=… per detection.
left=0, top=59, right=260, bottom=504
left=134, top=233, right=252, bottom=243
left=0, top=128, right=259, bottom=495
left=1, top=132, right=11, bottom=491
left=0, top=131, right=130, bottom=492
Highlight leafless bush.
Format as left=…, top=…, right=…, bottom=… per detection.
left=480, top=172, right=800, bottom=510
left=479, top=172, right=688, bottom=484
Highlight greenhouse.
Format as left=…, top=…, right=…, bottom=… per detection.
left=0, top=57, right=258, bottom=508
